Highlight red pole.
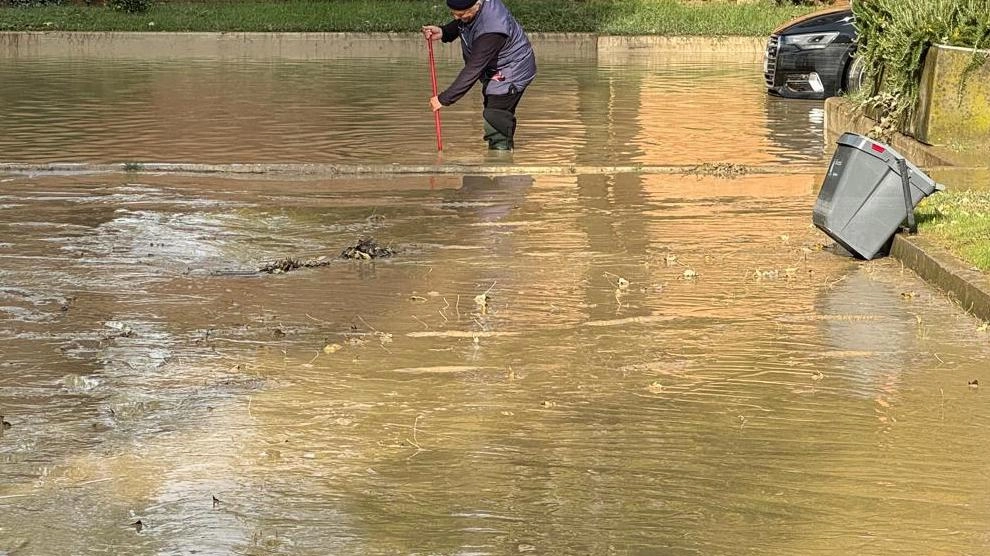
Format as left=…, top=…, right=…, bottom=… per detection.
left=427, top=39, right=443, bottom=152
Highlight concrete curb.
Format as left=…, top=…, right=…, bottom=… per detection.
left=0, top=162, right=824, bottom=177
left=824, top=97, right=989, bottom=322
left=824, top=97, right=962, bottom=167
left=0, top=31, right=767, bottom=61
left=891, top=235, right=990, bottom=323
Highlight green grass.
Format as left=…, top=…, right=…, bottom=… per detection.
left=916, top=190, right=990, bottom=271
left=0, top=0, right=816, bottom=35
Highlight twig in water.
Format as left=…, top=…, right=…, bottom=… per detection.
left=412, top=315, right=430, bottom=330
left=357, top=315, right=392, bottom=353
left=406, top=415, right=427, bottom=459
left=440, top=297, right=450, bottom=322
left=824, top=275, right=848, bottom=290
left=306, top=314, right=333, bottom=325
left=357, top=315, right=378, bottom=333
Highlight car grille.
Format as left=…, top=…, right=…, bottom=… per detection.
left=764, top=34, right=779, bottom=88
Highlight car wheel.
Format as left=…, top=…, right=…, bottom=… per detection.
left=843, top=54, right=865, bottom=94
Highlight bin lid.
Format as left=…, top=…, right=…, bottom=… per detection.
left=835, top=132, right=938, bottom=193
left=836, top=132, right=906, bottom=167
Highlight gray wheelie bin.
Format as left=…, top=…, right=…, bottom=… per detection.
left=813, top=133, right=940, bottom=260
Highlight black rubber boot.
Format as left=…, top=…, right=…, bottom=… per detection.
left=483, top=108, right=515, bottom=150
left=483, top=121, right=513, bottom=150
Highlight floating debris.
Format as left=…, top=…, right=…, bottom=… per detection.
left=103, top=321, right=135, bottom=339
left=474, top=293, right=490, bottom=315
left=684, top=162, right=748, bottom=179
left=604, top=271, right=629, bottom=289
left=341, top=238, right=395, bottom=260
left=754, top=269, right=779, bottom=281
left=969, top=379, right=979, bottom=389
left=131, top=520, right=143, bottom=533
left=213, top=495, right=222, bottom=509
left=258, top=256, right=331, bottom=274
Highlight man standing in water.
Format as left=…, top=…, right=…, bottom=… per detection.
left=422, top=0, right=537, bottom=151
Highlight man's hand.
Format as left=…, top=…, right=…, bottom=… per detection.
left=430, top=96, right=443, bottom=112
left=421, top=25, right=442, bottom=41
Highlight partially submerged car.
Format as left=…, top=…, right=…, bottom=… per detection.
left=764, top=7, right=860, bottom=100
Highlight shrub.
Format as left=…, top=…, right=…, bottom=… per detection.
left=108, top=0, right=151, bottom=13
left=852, top=0, right=990, bottom=138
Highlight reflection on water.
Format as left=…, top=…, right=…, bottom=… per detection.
left=0, top=52, right=826, bottom=167
left=2, top=172, right=990, bottom=554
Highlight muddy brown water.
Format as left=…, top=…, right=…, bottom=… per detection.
left=2, top=43, right=990, bottom=555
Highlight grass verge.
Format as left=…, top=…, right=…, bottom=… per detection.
left=916, top=190, right=990, bottom=271
left=0, top=0, right=816, bottom=35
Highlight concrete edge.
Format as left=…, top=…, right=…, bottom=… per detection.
left=891, top=234, right=990, bottom=323
left=824, top=97, right=963, bottom=168
left=0, top=31, right=767, bottom=60
left=0, top=162, right=825, bottom=177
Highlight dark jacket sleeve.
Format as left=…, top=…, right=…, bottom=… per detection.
left=437, top=32, right=508, bottom=106
left=440, top=20, right=460, bottom=43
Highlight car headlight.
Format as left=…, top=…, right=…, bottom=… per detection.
left=782, top=32, right=840, bottom=50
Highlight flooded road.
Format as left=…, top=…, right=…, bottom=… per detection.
left=0, top=44, right=823, bottom=167
left=2, top=39, right=990, bottom=555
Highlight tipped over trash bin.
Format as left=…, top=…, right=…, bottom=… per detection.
left=813, top=132, right=941, bottom=260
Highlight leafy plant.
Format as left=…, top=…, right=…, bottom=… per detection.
left=852, top=0, right=990, bottom=139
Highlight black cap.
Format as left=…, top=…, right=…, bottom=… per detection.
left=447, top=0, right=476, bottom=9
